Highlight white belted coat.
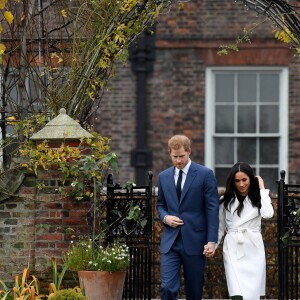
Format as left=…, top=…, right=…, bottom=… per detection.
left=218, top=189, right=274, bottom=300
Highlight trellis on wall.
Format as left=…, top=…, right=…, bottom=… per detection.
left=236, top=0, right=300, bottom=48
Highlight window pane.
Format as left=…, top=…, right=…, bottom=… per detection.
left=238, top=106, right=256, bottom=133
left=260, top=74, right=279, bottom=102
left=237, top=138, right=256, bottom=164
left=238, top=74, right=256, bottom=102
left=7, top=73, right=19, bottom=109
left=260, top=138, right=278, bottom=164
left=216, top=74, right=234, bottom=102
left=216, top=105, right=234, bottom=133
left=215, top=137, right=234, bottom=164
left=215, top=167, right=232, bottom=188
left=260, top=105, right=279, bottom=133
left=212, top=69, right=283, bottom=193
left=259, top=168, right=279, bottom=192
left=28, top=72, right=39, bottom=101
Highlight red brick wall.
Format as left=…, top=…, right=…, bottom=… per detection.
left=156, top=0, right=273, bottom=40
left=92, top=65, right=136, bottom=184
left=287, top=55, right=300, bottom=183
left=0, top=176, right=93, bottom=288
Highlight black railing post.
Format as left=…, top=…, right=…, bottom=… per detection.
left=277, top=170, right=285, bottom=300
left=277, top=170, right=300, bottom=299
left=146, top=171, right=153, bottom=300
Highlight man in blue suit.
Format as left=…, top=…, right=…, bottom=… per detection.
left=157, top=135, right=219, bottom=300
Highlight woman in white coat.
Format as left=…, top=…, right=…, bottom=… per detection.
left=218, top=162, right=274, bottom=300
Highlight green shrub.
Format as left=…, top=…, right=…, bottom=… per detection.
left=48, top=288, right=87, bottom=300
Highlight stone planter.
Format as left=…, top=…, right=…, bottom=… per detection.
left=78, top=270, right=126, bottom=300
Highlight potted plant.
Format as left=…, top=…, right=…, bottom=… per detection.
left=64, top=238, right=130, bottom=300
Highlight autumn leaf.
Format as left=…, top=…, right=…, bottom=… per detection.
left=6, top=115, right=16, bottom=125
left=0, top=43, right=6, bottom=54
left=61, top=9, right=67, bottom=18
left=4, top=10, right=14, bottom=24
left=51, top=52, right=59, bottom=59
left=0, top=0, right=7, bottom=10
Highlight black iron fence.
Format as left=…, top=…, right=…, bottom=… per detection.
left=106, top=171, right=153, bottom=300
left=277, top=170, right=300, bottom=299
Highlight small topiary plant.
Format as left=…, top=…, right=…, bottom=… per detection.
left=48, top=288, right=87, bottom=300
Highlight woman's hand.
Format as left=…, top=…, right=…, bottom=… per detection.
left=203, top=242, right=216, bottom=257
left=255, top=176, right=265, bottom=189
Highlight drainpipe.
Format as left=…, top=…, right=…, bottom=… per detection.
left=129, top=26, right=156, bottom=185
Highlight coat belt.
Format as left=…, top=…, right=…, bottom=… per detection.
left=227, top=227, right=260, bottom=259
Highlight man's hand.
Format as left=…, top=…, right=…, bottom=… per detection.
left=165, top=215, right=184, bottom=228
left=203, top=242, right=216, bottom=257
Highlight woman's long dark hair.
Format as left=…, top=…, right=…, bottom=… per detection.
left=220, top=162, right=261, bottom=216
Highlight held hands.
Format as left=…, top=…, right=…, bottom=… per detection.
left=165, top=215, right=184, bottom=228
left=165, top=216, right=216, bottom=257
left=255, top=176, right=265, bottom=189
left=203, top=242, right=216, bottom=258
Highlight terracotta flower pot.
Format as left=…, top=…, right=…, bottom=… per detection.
left=78, top=270, right=126, bottom=300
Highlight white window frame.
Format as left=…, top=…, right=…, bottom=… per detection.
left=205, top=66, right=289, bottom=183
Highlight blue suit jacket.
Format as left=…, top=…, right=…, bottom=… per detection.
left=157, top=161, right=219, bottom=255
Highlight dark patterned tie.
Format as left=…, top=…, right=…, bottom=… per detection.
left=176, top=170, right=183, bottom=200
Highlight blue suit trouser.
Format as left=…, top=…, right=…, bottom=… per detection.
left=160, top=233, right=206, bottom=300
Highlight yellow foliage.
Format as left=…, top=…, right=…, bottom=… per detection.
left=6, top=115, right=16, bottom=124
left=0, top=43, right=5, bottom=52
left=18, top=133, right=118, bottom=200
left=274, top=16, right=300, bottom=46
left=0, top=0, right=7, bottom=10
left=8, top=268, right=46, bottom=300
left=275, top=30, right=292, bottom=44
left=61, top=9, right=67, bottom=18
left=64, top=0, right=165, bottom=118
left=0, top=43, right=6, bottom=63
left=0, top=0, right=167, bottom=123
left=51, top=52, right=59, bottom=58
left=13, top=113, right=48, bottom=138
left=4, top=10, right=14, bottom=24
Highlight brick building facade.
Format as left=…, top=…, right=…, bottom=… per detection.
left=0, top=102, right=280, bottom=297
left=95, top=0, right=300, bottom=190
left=89, top=1, right=297, bottom=297
left=0, top=1, right=297, bottom=299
